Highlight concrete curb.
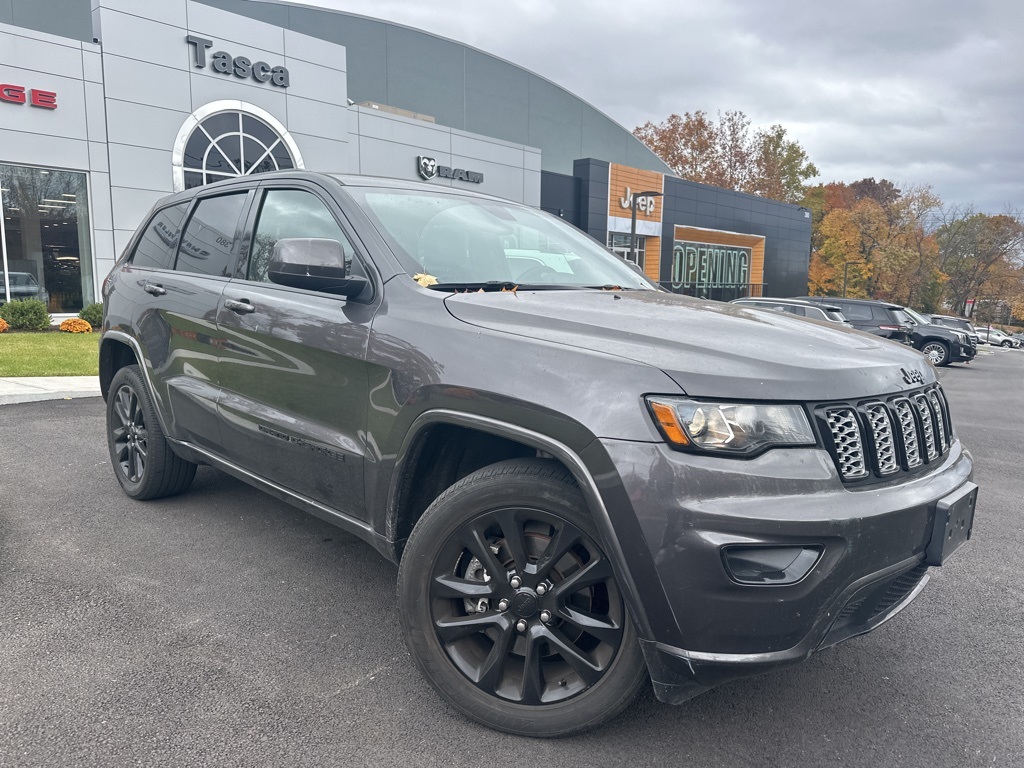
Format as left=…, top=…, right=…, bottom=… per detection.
left=0, top=376, right=101, bottom=405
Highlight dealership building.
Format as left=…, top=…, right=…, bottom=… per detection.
left=0, top=0, right=811, bottom=317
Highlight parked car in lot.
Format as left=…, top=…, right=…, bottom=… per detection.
left=100, top=172, right=978, bottom=736
left=0, top=271, right=49, bottom=306
left=926, top=314, right=980, bottom=346
left=729, top=297, right=852, bottom=325
left=976, top=327, right=1021, bottom=347
left=798, top=297, right=975, bottom=366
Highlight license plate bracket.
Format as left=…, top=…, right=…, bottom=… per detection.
left=925, top=483, right=978, bottom=566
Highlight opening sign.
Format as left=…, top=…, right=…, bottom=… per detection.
left=671, top=241, right=750, bottom=290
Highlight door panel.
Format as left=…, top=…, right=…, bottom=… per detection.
left=215, top=186, right=375, bottom=519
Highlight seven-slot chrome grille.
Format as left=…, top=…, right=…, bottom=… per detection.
left=819, top=385, right=952, bottom=482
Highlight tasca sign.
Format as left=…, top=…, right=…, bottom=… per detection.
left=417, top=156, right=484, bottom=184
left=186, top=35, right=290, bottom=87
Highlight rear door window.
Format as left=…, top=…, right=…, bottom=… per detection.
left=840, top=303, right=873, bottom=321
left=131, top=203, right=189, bottom=269
left=175, top=193, right=249, bottom=278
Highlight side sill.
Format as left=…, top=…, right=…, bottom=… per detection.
left=169, top=438, right=396, bottom=562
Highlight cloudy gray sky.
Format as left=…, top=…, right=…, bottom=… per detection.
left=290, top=0, right=1023, bottom=213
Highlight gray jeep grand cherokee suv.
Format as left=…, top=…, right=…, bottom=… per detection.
left=100, top=172, right=978, bottom=737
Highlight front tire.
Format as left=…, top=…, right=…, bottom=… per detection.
left=1001, top=340, right=1012, bottom=347
left=397, top=458, right=647, bottom=737
left=106, top=364, right=197, bottom=500
left=921, top=340, right=950, bottom=366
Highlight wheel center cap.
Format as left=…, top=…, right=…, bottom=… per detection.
left=511, top=591, right=539, bottom=618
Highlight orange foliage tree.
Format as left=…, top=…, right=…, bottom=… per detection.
left=633, top=110, right=818, bottom=204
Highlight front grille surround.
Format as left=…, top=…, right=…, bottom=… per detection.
left=818, top=384, right=953, bottom=484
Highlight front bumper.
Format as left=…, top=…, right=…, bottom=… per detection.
left=592, top=437, right=974, bottom=703
left=950, top=342, right=975, bottom=362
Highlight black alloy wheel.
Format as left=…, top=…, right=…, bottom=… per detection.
left=111, top=381, right=147, bottom=484
left=398, top=458, right=647, bottom=737
left=106, top=365, right=197, bottom=500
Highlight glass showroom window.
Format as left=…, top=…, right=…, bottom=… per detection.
left=172, top=102, right=304, bottom=192
left=607, top=232, right=645, bottom=269
left=1, top=164, right=94, bottom=313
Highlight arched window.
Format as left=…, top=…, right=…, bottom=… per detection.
left=171, top=101, right=304, bottom=192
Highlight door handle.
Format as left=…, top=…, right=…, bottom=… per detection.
left=224, top=298, right=257, bottom=314
left=143, top=282, right=166, bottom=296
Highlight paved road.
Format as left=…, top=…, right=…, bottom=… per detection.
left=1, top=350, right=1022, bottom=767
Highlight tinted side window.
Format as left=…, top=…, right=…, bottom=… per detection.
left=785, top=306, right=807, bottom=317
left=175, top=193, right=248, bottom=278
left=841, top=303, right=873, bottom=321
left=131, top=203, right=189, bottom=269
left=248, top=189, right=364, bottom=284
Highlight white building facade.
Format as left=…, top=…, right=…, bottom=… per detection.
left=0, top=0, right=542, bottom=317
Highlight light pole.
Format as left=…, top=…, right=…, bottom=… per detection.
left=842, top=260, right=865, bottom=298
left=628, top=190, right=663, bottom=267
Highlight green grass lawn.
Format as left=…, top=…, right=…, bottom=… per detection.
left=0, top=332, right=100, bottom=377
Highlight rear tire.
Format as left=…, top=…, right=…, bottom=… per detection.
left=397, top=458, right=647, bottom=737
left=106, top=364, right=197, bottom=500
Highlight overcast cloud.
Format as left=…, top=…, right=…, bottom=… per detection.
left=288, top=0, right=1024, bottom=213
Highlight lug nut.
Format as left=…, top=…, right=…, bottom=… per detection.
left=509, top=576, right=522, bottom=589
left=497, top=599, right=509, bottom=612
left=536, top=583, right=547, bottom=596
left=515, top=619, right=528, bottom=633
left=540, top=610, right=552, bottom=623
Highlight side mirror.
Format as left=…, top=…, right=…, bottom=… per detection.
left=268, top=238, right=368, bottom=298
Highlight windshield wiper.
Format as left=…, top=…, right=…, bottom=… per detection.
left=431, top=281, right=590, bottom=292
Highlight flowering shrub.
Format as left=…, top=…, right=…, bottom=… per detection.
left=60, top=317, right=93, bottom=333
left=0, top=317, right=8, bottom=333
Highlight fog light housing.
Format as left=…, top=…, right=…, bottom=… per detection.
left=722, top=545, right=822, bottom=585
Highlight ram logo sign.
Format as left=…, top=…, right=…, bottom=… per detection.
left=416, top=156, right=484, bottom=183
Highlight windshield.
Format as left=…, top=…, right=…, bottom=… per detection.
left=342, top=186, right=655, bottom=290
left=3, top=272, right=37, bottom=287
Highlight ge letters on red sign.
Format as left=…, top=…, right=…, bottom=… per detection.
left=0, top=84, right=58, bottom=109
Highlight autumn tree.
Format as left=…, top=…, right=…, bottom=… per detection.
left=804, top=180, right=945, bottom=308
left=936, top=210, right=1024, bottom=314
left=633, top=110, right=818, bottom=204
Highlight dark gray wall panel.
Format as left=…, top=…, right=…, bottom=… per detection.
left=464, top=48, right=529, bottom=144
left=286, top=4, right=375, bottom=82
left=384, top=24, right=464, bottom=127
left=580, top=104, right=628, bottom=166
left=528, top=75, right=582, bottom=171
left=11, top=0, right=91, bottom=41
left=197, top=0, right=288, bottom=25
left=539, top=170, right=577, bottom=222
left=0, top=0, right=14, bottom=28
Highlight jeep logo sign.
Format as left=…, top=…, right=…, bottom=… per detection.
left=416, top=156, right=484, bottom=184
left=186, top=35, right=290, bottom=87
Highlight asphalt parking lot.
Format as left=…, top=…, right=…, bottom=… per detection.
left=1, top=348, right=1022, bottom=767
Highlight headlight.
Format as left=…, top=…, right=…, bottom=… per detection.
left=646, top=397, right=816, bottom=456
left=952, top=331, right=968, bottom=342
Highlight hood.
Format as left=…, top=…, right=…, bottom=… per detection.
left=444, top=290, right=936, bottom=401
